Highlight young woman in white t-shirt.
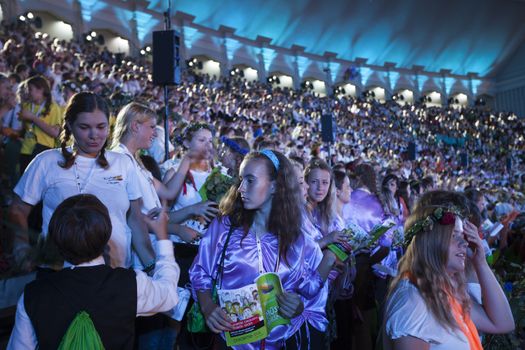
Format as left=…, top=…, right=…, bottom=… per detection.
left=111, top=102, right=182, bottom=214
left=9, top=92, right=154, bottom=269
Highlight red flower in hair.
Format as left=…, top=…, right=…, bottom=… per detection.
left=440, top=212, right=455, bottom=225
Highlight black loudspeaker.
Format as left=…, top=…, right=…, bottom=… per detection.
left=152, top=30, right=181, bottom=85
left=460, top=153, right=469, bottom=167
left=321, top=114, right=335, bottom=143
left=407, top=142, right=416, bottom=160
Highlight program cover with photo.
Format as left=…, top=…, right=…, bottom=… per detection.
left=217, top=272, right=289, bottom=346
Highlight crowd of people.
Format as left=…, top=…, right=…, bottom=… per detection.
left=0, top=18, right=524, bottom=350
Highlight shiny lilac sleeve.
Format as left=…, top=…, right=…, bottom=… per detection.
left=188, top=217, right=230, bottom=298
left=287, top=235, right=325, bottom=299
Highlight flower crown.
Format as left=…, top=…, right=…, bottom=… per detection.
left=184, top=123, right=213, bottom=138
left=403, top=206, right=464, bottom=247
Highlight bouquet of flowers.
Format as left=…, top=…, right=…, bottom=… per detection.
left=199, top=167, right=235, bottom=203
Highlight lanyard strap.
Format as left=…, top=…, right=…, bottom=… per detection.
left=215, top=225, right=235, bottom=288
left=31, top=102, right=45, bottom=117
left=73, top=160, right=97, bottom=194
left=255, top=234, right=280, bottom=274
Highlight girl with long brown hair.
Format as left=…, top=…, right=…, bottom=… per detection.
left=383, top=191, right=514, bottom=349
left=190, top=150, right=330, bottom=349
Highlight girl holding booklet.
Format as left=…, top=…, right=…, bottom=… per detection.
left=190, top=150, right=334, bottom=349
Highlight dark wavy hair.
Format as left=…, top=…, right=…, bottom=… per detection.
left=219, top=150, right=303, bottom=265
left=182, top=122, right=214, bottom=145
left=26, top=75, right=52, bottom=116
left=59, top=92, right=110, bottom=169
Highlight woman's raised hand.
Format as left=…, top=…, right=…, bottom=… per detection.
left=145, top=207, right=169, bottom=240
left=464, top=220, right=485, bottom=265
left=176, top=225, right=200, bottom=243
left=191, top=200, right=219, bottom=222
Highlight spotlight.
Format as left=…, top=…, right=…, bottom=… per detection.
left=90, top=31, right=97, bottom=37
left=140, top=46, right=151, bottom=56
left=230, top=70, right=236, bottom=76
left=392, top=94, right=398, bottom=100
left=86, top=35, right=92, bottom=41
left=19, top=15, right=26, bottom=22
left=188, top=61, right=194, bottom=67
left=27, top=12, right=34, bottom=20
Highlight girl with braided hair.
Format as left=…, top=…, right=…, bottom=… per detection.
left=9, top=92, right=154, bottom=270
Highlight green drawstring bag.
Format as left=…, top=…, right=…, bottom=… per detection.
left=58, top=311, right=105, bottom=350
left=187, top=225, right=235, bottom=333
left=187, top=288, right=217, bottom=333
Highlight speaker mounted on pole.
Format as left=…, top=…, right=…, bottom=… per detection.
left=152, top=30, right=181, bottom=86
left=321, top=114, right=335, bottom=143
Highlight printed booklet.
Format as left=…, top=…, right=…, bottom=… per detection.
left=328, top=219, right=396, bottom=261
left=217, top=272, right=289, bottom=346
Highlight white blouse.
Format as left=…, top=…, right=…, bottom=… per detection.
left=383, top=279, right=470, bottom=350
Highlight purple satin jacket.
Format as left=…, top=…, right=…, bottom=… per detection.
left=190, top=216, right=325, bottom=350
left=344, top=188, right=392, bottom=247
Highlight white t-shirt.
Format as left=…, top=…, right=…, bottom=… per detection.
left=114, top=144, right=161, bottom=214
left=170, top=169, right=211, bottom=244
left=383, top=279, right=469, bottom=350
left=114, top=144, right=162, bottom=269
left=14, top=149, right=142, bottom=268
left=172, top=169, right=209, bottom=210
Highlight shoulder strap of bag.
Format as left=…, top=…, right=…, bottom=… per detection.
left=215, top=224, right=235, bottom=289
